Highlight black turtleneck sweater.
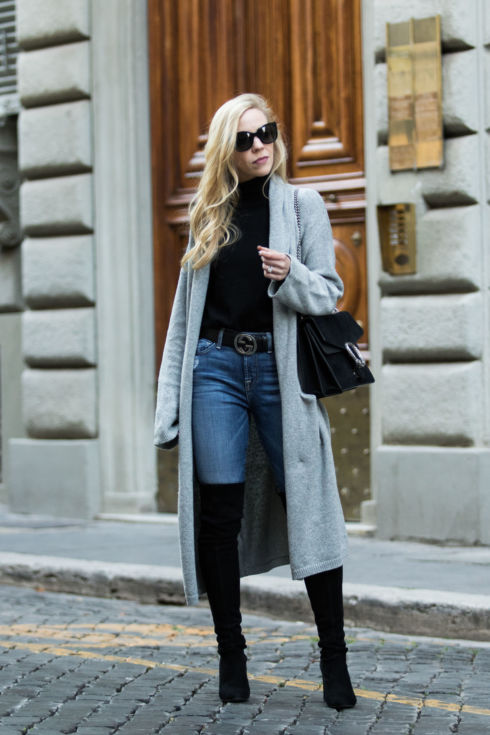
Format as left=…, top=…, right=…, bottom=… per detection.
left=200, top=175, right=272, bottom=332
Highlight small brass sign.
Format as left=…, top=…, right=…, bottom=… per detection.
left=377, top=203, right=416, bottom=275
left=387, top=15, right=442, bottom=171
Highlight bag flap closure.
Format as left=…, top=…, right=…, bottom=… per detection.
left=303, top=311, right=364, bottom=348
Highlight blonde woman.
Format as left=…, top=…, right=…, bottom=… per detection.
left=155, top=93, right=356, bottom=710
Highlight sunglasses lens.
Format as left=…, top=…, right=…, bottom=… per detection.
left=235, top=132, right=253, bottom=152
left=258, top=122, right=278, bottom=144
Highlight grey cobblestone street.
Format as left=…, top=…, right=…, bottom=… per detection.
left=0, top=586, right=489, bottom=734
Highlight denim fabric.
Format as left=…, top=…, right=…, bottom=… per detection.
left=192, top=333, right=285, bottom=491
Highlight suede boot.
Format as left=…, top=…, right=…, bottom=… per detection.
left=305, top=567, right=356, bottom=710
left=198, top=482, right=250, bottom=703
left=218, top=649, right=249, bottom=703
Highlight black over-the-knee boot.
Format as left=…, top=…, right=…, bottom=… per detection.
left=304, top=567, right=356, bottom=710
left=198, top=482, right=250, bottom=703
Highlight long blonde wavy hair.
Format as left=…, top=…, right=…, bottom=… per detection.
left=181, top=93, right=288, bottom=270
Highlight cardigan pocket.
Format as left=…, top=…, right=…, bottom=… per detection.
left=299, top=389, right=317, bottom=403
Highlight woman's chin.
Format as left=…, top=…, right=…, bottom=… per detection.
left=255, top=163, right=273, bottom=178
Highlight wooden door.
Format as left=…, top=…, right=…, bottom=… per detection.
left=149, top=0, right=369, bottom=518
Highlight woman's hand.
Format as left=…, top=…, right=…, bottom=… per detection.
left=258, top=246, right=291, bottom=281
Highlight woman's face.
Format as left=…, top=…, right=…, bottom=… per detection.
left=233, top=108, right=274, bottom=183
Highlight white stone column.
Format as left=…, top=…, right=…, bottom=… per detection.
left=0, top=116, right=23, bottom=504
left=363, top=0, right=490, bottom=543
left=90, top=0, right=156, bottom=512
left=360, top=0, right=383, bottom=527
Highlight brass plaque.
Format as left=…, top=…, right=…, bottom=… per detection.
left=377, top=203, right=416, bottom=275
left=387, top=16, right=442, bottom=171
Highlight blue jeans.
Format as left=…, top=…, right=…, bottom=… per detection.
left=192, top=332, right=285, bottom=491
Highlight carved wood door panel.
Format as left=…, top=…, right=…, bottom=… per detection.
left=289, top=0, right=364, bottom=180
left=149, top=0, right=369, bottom=518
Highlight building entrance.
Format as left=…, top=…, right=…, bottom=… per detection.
left=148, top=0, right=369, bottom=519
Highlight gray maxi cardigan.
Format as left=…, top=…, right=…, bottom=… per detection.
left=154, top=175, right=348, bottom=605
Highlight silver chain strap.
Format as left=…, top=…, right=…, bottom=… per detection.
left=293, top=189, right=302, bottom=262
left=295, top=188, right=339, bottom=314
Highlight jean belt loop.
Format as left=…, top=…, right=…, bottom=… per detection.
left=217, top=328, right=224, bottom=349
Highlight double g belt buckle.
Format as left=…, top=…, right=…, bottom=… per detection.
left=234, top=332, right=257, bottom=355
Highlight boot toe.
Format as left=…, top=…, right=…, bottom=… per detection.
left=219, top=650, right=250, bottom=703
left=320, top=655, right=357, bottom=710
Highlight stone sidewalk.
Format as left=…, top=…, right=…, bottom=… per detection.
left=0, top=511, right=489, bottom=641
left=0, top=585, right=489, bottom=734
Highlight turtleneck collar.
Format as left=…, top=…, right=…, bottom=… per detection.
left=237, top=175, right=270, bottom=203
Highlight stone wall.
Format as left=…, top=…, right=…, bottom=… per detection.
left=8, top=0, right=98, bottom=518
left=0, top=113, right=22, bottom=503
left=367, top=0, right=490, bottom=543
left=9, top=0, right=156, bottom=518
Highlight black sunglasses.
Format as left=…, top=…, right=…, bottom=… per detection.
left=235, top=122, right=278, bottom=152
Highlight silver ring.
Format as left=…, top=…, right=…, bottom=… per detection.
left=268, top=265, right=273, bottom=273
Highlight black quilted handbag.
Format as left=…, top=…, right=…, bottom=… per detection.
left=294, top=190, right=375, bottom=398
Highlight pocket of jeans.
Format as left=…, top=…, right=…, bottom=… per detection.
left=195, top=338, right=215, bottom=355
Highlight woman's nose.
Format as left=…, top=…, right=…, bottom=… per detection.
left=251, top=134, right=264, bottom=151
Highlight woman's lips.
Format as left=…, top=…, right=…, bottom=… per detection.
left=254, top=156, right=269, bottom=165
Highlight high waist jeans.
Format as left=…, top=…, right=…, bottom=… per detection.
left=192, top=333, right=285, bottom=492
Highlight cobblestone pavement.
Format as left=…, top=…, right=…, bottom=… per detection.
left=0, top=586, right=489, bottom=734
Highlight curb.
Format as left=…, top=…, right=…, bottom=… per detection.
left=0, top=553, right=186, bottom=606
left=239, top=575, right=490, bottom=642
left=0, top=552, right=489, bottom=642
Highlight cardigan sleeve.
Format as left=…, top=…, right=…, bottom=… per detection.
left=267, top=187, right=343, bottom=315
left=154, top=266, right=188, bottom=449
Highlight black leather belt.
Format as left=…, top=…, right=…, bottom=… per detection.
left=200, top=328, right=273, bottom=355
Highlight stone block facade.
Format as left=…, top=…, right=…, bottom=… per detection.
left=22, top=236, right=95, bottom=308
left=21, top=174, right=93, bottom=235
left=8, top=2, right=98, bottom=516
left=376, top=136, right=480, bottom=206
left=23, top=308, right=96, bottom=367
left=7, top=0, right=156, bottom=518
left=375, top=447, right=489, bottom=543
left=368, top=0, right=490, bottom=543
left=381, top=293, right=483, bottom=361
left=8, top=0, right=97, bottom=517
left=17, top=0, right=90, bottom=50
left=19, top=100, right=92, bottom=177
left=22, top=369, right=97, bottom=439
left=381, top=362, right=482, bottom=446
left=9, top=439, right=99, bottom=518
left=18, top=41, right=91, bottom=107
